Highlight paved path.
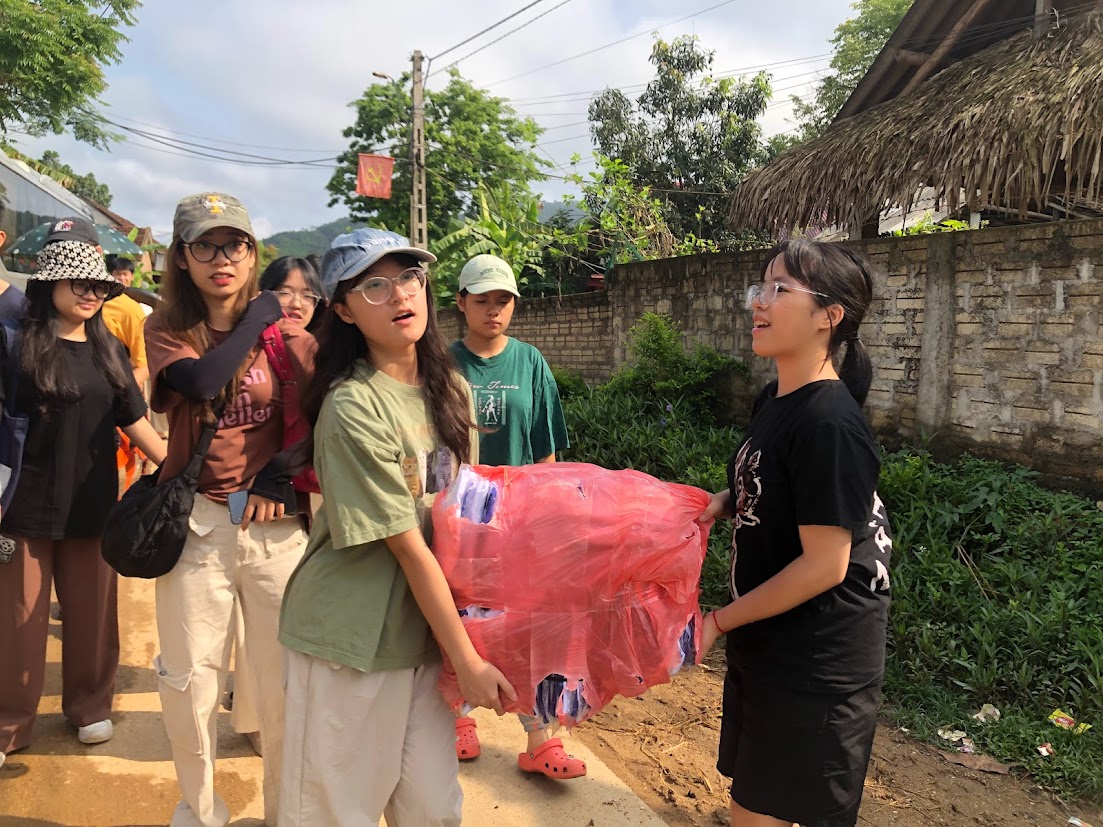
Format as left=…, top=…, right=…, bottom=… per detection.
left=0, top=577, right=666, bottom=826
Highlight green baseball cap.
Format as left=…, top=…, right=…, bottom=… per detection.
left=459, top=254, right=520, bottom=296
left=173, top=192, right=254, bottom=242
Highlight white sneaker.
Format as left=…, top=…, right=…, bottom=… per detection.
left=0, top=750, right=5, bottom=769
left=77, top=719, right=113, bottom=745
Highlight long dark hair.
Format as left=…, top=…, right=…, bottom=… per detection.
left=302, top=254, right=474, bottom=463
left=19, top=280, right=131, bottom=414
left=259, top=256, right=327, bottom=333
left=150, top=232, right=258, bottom=422
left=760, top=239, right=875, bottom=405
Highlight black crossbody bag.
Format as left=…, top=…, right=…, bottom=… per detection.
left=101, top=397, right=227, bottom=579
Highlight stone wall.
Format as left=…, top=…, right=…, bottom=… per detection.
left=438, top=218, right=1103, bottom=493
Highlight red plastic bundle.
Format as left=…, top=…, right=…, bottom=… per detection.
left=432, top=462, right=713, bottom=727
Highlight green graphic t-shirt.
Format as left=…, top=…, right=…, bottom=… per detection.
left=279, top=361, right=476, bottom=673
left=449, top=337, right=569, bottom=466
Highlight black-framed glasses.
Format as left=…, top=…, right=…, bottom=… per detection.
left=745, top=281, right=830, bottom=309
left=350, top=267, right=427, bottom=305
left=69, top=280, right=113, bottom=300
left=273, top=288, right=323, bottom=309
left=182, top=239, right=254, bottom=263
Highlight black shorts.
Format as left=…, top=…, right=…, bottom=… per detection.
left=717, top=665, right=881, bottom=827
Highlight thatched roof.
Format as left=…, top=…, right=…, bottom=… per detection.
left=728, top=10, right=1103, bottom=234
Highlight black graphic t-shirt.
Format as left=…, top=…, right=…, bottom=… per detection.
left=726, top=379, right=892, bottom=693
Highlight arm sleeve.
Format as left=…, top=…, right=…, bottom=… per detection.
left=789, top=418, right=880, bottom=535
left=146, top=314, right=271, bottom=409
left=529, top=354, right=569, bottom=459
left=317, top=393, right=419, bottom=550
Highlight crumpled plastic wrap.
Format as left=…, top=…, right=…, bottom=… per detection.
left=432, top=462, right=713, bottom=728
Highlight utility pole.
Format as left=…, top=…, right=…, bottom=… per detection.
left=409, top=50, right=428, bottom=250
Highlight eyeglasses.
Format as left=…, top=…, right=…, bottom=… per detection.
left=69, top=280, right=113, bottom=300
left=182, top=239, right=254, bottom=263
left=349, top=267, right=427, bottom=305
left=273, top=288, right=323, bottom=309
left=745, top=281, right=830, bottom=309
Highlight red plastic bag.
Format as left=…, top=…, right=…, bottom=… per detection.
left=432, top=462, right=713, bottom=727
left=261, top=324, right=320, bottom=494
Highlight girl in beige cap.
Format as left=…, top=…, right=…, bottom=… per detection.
left=144, top=192, right=316, bottom=827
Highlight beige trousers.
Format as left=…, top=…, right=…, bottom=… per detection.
left=155, top=494, right=306, bottom=827
left=279, top=651, right=462, bottom=827
left=229, top=601, right=260, bottom=734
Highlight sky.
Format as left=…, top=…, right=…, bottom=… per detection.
left=9, top=0, right=856, bottom=241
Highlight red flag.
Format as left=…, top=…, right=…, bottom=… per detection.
left=356, top=154, right=395, bottom=199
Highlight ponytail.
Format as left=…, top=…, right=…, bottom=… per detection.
left=839, top=336, right=872, bottom=406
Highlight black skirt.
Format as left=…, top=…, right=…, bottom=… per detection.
left=717, top=663, right=881, bottom=827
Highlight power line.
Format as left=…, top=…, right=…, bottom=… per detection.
left=430, top=1, right=546, bottom=61
left=487, top=0, right=740, bottom=87
left=430, top=0, right=578, bottom=77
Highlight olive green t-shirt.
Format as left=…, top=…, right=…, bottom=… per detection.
left=279, top=361, right=475, bottom=673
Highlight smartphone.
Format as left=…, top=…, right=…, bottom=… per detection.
left=228, top=490, right=251, bottom=526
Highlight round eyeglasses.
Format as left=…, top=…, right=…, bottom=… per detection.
left=745, top=281, right=830, bottom=309
left=182, top=239, right=254, bottom=263
left=349, top=267, right=427, bottom=305
left=69, top=279, right=114, bottom=300
left=273, top=288, right=322, bottom=309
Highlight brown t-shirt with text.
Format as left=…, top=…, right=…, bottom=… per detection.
left=145, top=315, right=316, bottom=502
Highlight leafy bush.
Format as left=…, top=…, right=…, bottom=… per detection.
left=603, top=313, right=749, bottom=426
left=550, top=367, right=588, bottom=401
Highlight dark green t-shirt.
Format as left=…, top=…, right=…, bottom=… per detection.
left=449, top=337, right=569, bottom=466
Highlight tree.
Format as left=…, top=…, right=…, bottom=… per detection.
left=431, top=183, right=549, bottom=302
left=791, top=0, right=914, bottom=140
left=39, top=150, right=113, bottom=206
left=587, top=35, right=770, bottom=244
left=327, top=70, right=547, bottom=240
left=0, top=0, right=140, bottom=147
left=555, top=154, right=718, bottom=267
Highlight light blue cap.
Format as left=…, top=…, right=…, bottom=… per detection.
left=320, top=228, right=436, bottom=299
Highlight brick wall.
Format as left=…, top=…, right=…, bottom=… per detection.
left=439, top=219, right=1103, bottom=493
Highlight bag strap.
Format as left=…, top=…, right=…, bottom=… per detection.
left=260, top=324, right=302, bottom=429
left=0, top=322, right=21, bottom=417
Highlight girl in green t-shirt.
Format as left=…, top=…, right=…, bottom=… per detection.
left=279, top=229, right=515, bottom=826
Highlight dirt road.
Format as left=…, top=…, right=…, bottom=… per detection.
left=0, top=577, right=664, bottom=827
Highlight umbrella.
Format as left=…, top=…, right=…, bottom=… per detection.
left=6, top=221, right=143, bottom=258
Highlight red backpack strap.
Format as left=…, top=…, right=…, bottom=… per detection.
left=261, top=323, right=293, bottom=384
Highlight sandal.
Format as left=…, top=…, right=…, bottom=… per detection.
left=455, top=716, right=480, bottom=760
left=517, top=737, right=587, bottom=779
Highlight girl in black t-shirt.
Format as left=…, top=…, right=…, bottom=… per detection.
left=0, top=240, right=166, bottom=770
left=699, top=240, right=892, bottom=827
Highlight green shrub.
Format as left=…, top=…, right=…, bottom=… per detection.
left=550, top=367, right=588, bottom=401
left=604, top=313, right=749, bottom=426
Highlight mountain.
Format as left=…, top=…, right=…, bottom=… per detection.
left=264, top=217, right=368, bottom=258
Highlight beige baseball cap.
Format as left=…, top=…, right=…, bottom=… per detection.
left=458, top=254, right=520, bottom=296
left=173, top=192, right=254, bottom=242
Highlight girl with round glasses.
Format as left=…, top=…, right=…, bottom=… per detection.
left=698, top=240, right=892, bottom=827
left=260, top=257, right=327, bottom=333
left=0, top=240, right=166, bottom=771
left=145, top=193, right=316, bottom=827
left=279, top=229, right=514, bottom=825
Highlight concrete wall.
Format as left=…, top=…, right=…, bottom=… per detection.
left=439, top=218, right=1103, bottom=493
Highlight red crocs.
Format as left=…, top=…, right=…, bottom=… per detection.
left=455, top=716, right=480, bottom=760
left=517, top=737, right=587, bottom=779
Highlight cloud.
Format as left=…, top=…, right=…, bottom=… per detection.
left=9, top=0, right=851, bottom=240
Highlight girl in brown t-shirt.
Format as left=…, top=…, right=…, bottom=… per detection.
left=144, top=192, right=315, bottom=827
